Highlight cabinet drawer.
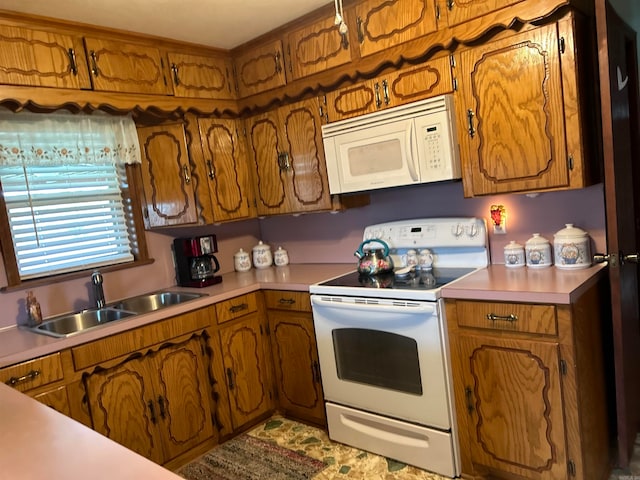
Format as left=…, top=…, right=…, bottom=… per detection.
left=216, top=293, right=259, bottom=324
left=72, top=307, right=212, bottom=370
left=455, top=301, right=557, bottom=335
left=0, top=352, right=64, bottom=392
left=264, top=290, right=311, bottom=312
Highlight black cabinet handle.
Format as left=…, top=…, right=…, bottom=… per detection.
left=148, top=400, right=157, bottom=424
left=229, top=303, right=248, bottom=314
left=226, top=368, right=235, bottom=389
left=67, top=48, right=78, bottom=75
left=157, top=396, right=166, bottom=419
left=6, top=369, right=40, bottom=387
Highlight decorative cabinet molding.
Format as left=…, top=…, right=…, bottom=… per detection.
left=454, top=13, right=592, bottom=197
left=321, top=55, right=453, bottom=122
left=444, top=0, right=526, bottom=27
left=0, top=24, right=91, bottom=89
left=136, top=123, right=198, bottom=228
left=167, top=52, right=236, bottom=100
left=285, top=14, right=351, bottom=80
left=83, top=334, right=214, bottom=465
left=265, top=290, right=325, bottom=426
left=83, top=37, right=172, bottom=94
left=194, top=116, right=256, bottom=223
left=233, top=39, right=286, bottom=98
left=445, top=280, right=610, bottom=479
left=246, top=98, right=332, bottom=216
left=352, top=0, right=439, bottom=57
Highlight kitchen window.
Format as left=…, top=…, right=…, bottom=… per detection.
left=0, top=111, right=150, bottom=289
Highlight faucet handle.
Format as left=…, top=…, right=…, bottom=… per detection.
left=91, top=271, right=103, bottom=285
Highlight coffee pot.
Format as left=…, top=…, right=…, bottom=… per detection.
left=173, top=235, right=222, bottom=287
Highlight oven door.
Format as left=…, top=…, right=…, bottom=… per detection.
left=310, top=295, right=452, bottom=429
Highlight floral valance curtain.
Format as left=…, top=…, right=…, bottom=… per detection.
left=0, top=111, right=141, bottom=166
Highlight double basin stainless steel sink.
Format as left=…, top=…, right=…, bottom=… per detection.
left=29, top=291, right=207, bottom=338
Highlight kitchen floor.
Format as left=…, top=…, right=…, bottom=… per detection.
left=245, top=416, right=640, bottom=480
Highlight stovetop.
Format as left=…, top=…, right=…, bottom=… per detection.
left=310, top=217, right=489, bottom=301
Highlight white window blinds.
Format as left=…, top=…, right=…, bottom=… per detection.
left=0, top=111, right=141, bottom=280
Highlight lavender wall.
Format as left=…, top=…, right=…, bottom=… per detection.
left=0, top=180, right=605, bottom=329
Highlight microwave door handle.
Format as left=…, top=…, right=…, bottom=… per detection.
left=406, top=124, right=419, bottom=182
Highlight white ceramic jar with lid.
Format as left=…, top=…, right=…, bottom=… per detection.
left=503, top=240, right=525, bottom=268
left=525, top=233, right=553, bottom=268
left=233, top=248, right=252, bottom=272
left=274, top=246, right=289, bottom=266
left=554, top=224, right=591, bottom=269
left=252, top=241, right=273, bottom=269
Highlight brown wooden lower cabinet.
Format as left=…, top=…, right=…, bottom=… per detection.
left=444, top=281, right=610, bottom=480
left=265, top=290, right=325, bottom=426
left=215, top=293, right=275, bottom=433
left=83, top=333, right=215, bottom=465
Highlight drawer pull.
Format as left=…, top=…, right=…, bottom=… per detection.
left=278, top=298, right=296, bottom=305
left=6, top=369, right=41, bottom=386
left=486, top=313, right=518, bottom=322
left=229, top=303, right=248, bottom=314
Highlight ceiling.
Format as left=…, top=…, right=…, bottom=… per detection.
left=0, top=0, right=333, bottom=49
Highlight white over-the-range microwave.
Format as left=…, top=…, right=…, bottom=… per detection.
left=321, top=94, right=461, bottom=194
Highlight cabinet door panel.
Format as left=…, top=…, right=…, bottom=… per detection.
left=137, top=123, right=198, bottom=227
left=456, top=23, right=568, bottom=196
left=168, top=52, right=235, bottom=99
left=0, top=25, right=91, bottom=89
left=246, top=112, right=288, bottom=215
left=234, top=39, right=286, bottom=98
left=355, top=0, right=438, bottom=57
left=84, top=37, right=172, bottom=94
left=84, top=356, right=161, bottom=464
left=323, top=80, right=377, bottom=121
left=154, top=337, right=214, bottom=462
left=384, top=56, right=453, bottom=105
left=198, top=118, right=254, bottom=222
left=269, top=312, right=325, bottom=424
left=286, top=15, right=351, bottom=80
left=219, top=314, right=273, bottom=429
left=446, top=0, right=525, bottom=26
left=458, top=334, right=566, bottom=479
left=279, top=100, right=331, bottom=213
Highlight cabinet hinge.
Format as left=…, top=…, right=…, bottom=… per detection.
left=568, top=459, right=576, bottom=476
left=559, top=37, right=566, bottom=54
left=453, top=78, right=458, bottom=92
left=436, top=4, right=441, bottom=21
left=560, top=359, right=568, bottom=375
left=568, top=154, right=574, bottom=170
left=160, top=58, right=168, bottom=86
left=449, top=54, right=456, bottom=68
left=447, top=0, right=454, bottom=10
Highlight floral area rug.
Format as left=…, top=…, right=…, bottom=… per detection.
left=177, top=432, right=326, bottom=480
left=246, top=417, right=448, bottom=480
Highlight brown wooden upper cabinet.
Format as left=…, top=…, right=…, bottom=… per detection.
left=194, top=117, right=256, bottom=223
left=454, top=12, right=591, bottom=197
left=0, top=24, right=91, bottom=89
left=285, top=14, right=352, bottom=80
left=321, top=55, right=453, bottom=122
left=444, top=0, right=526, bottom=27
left=167, top=52, right=236, bottom=100
left=83, top=37, right=173, bottom=94
left=245, top=98, right=332, bottom=216
left=352, top=0, right=439, bottom=58
left=233, top=39, right=286, bottom=98
left=136, top=123, right=198, bottom=227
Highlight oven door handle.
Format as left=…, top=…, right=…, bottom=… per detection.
left=311, top=296, right=437, bottom=315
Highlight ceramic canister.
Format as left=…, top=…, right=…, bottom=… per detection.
left=252, top=241, right=273, bottom=269
left=503, top=240, right=525, bottom=268
left=553, top=224, right=592, bottom=269
left=233, top=248, right=252, bottom=272
left=525, top=233, right=553, bottom=268
left=274, top=246, right=289, bottom=266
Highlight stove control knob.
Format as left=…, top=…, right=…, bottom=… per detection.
left=466, top=223, right=479, bottom=237
left=451, top=224, right=464, bottom=237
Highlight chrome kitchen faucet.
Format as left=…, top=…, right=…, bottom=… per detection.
left=91, top=271, right=105, bottom=309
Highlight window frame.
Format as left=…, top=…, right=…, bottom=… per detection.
left=0, top=163, right=152, bottom=291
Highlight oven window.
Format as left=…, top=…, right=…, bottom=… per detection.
left=332, top=328, right=422, bottom=395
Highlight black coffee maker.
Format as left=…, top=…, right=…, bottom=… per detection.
left=173, top=235, right=222, bottom=287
